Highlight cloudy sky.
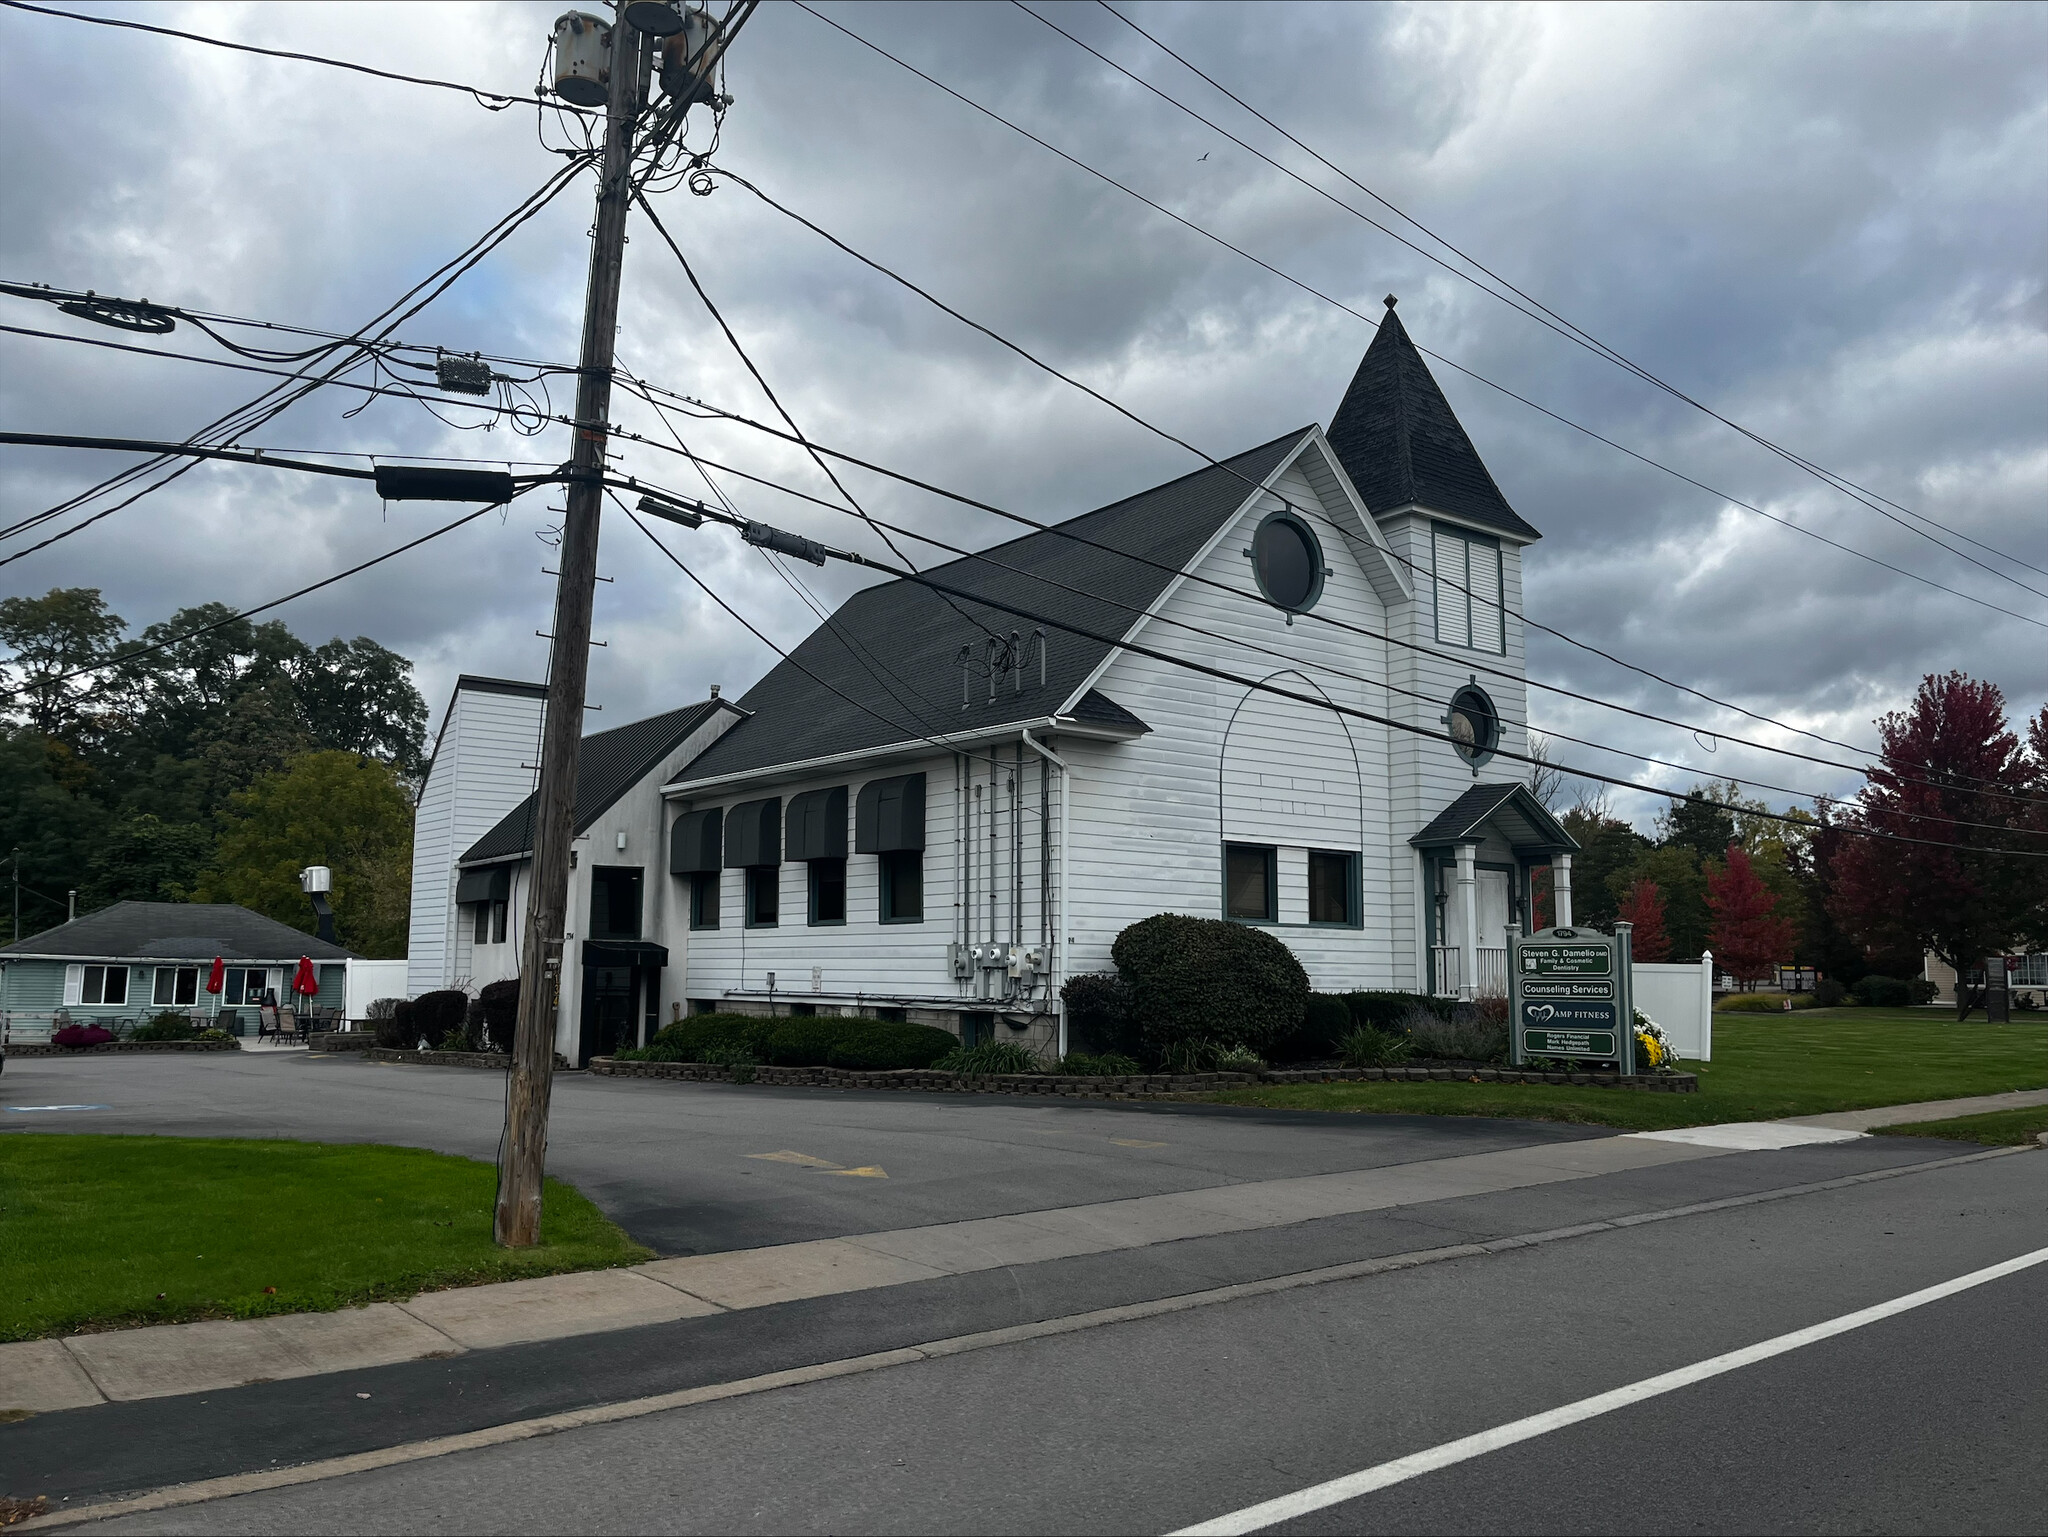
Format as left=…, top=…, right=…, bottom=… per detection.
left=3, top=0, right=2043, bottom=828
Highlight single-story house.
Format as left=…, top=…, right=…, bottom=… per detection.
left=409, top=305, right=1582, bottom=1066
left=1923, top=950, right=2048, bottom=1008
left=0, top=902, right=353, bottom=1039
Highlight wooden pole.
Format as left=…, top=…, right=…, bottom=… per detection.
left=495, top=9, right=646, bottom=1248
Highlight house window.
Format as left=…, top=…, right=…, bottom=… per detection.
left=1224, top=844, right=1277, bottom=922
left=690, top=871, right=720, bottom=930
left=1308, top=850, right=1359, bottom=926
left=1433, top=525, right=1505, bottom=654
left=223, top=968, right=271, bottom=1006
left=746, top=866, right=779, bottom=928
left=1446, top=685, right=1500, bottom=768
left=80, top=965, right=129, bottom=1005
left=1249, top=510, right=1326, bottom=614
left=473, top=902, right=491, bottom=945
left=590, top=867, right=644, bottom=941
left=879, top=850, right=923, bottom=923
left=152, top=966, right=199, bottom=1007
left=809, top=859, right=847, bottom=925
left=492, top=900, right=508, bottom=944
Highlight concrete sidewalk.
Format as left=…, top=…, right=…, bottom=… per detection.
left=7, top=1087, right=2038, bottom=1418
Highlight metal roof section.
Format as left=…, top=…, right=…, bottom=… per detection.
left=1327, top=300, right=1541, bottom=542
left=460, top=697, right=739, bottom=865
left=0, top=901, right=356, bottom=961
left=1410, top=782, right=1579, bottom=854
left=670, top=430, right=1309, bottom=788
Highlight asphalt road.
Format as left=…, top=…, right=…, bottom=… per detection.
left=51, top=1145, right=2047, bottom=1535
left=6, top=1050, right=2043, bottom=1532
left=0, top=1050, right=1605, bottom=1253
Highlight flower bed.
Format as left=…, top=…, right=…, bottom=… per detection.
left=587, top=1058, right=1697, bottom=1096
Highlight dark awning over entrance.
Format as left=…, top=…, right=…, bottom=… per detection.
left=454, top=865, right=512, bottom=904
left=582, top=939, right=669, bottom=969
left=1410, top=782, right=1578, bottom=856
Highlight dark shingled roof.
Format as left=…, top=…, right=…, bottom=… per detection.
left=1328, top=304, right=1540, bottom=540
left=0, top=901, right=355, bottom=960
left=1410, top=782, right=1578, bottom=853
left=462, top=698, right=732, bottom=864
left=672, top=430, right=1308, bottom=785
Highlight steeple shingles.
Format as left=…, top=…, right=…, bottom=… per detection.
left=1327, top=299, right=1540, bottom=540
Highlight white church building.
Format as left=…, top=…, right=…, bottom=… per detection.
left=407, top=304, right=1578, bottom=1065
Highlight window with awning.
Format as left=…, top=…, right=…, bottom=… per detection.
left=786, top=786, right=848, bottom=862
left=855, top=773, right=926, bottom=852
left=669, top=807, right=723, bottom=874
left=723, top=797, right=782, bottom=868
left=454, top=866, right=511, bottom=904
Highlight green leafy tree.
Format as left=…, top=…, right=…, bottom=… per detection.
left=1626, top=843, right=1711, bottom=959
left=191, top=751, right=413, bottom=957
left=0, top=727, right=106, bottom=940
left=81, top=815, right=212, bottom=908
left=1555, top=801, right=1648, bottom=930
left=0, top=586, right=126, bottom=744
left=293, top=637, right=429, bottom=776
left=1656, top=789, right=1736, bottom=866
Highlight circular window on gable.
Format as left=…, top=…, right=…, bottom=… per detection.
left=1249, top=511, right=1325, bottom=614
left=1446, top=685, right=1499, bottom=768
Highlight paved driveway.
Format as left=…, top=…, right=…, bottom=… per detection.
left=0, top=1050, right=1603, bottom=1254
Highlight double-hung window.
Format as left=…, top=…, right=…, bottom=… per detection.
left=1224, top=844, right=1277, bottom=922
left=1433, top=524, right=1505, bottom=654
left=1307, top=850, right=1359, bottom=926
left=689, top=871, right=720, bottom=930
left=152, top=966, right=200, bottom=1007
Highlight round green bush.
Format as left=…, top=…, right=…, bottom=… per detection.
left=413, top=989, right=470, bottom=1048
left=761, top=1016, right=857, bottom=1066
left=376, top=998, right=415, bottom=1049
left=479, top=978, right=520, bottom=1051
left=826, top=1022, right=957, bottom=1070
left=1813, top=977, right=1847, bottom=1007
left=643, top=1014, right=777, bottom=1063
left=1111, top=913, right=1308, bottom=1051
left=1060, top=972, right=1138, bottom=1056
left=1851, top=975, right=1912, bottom=1008
left=129, top=1011, right=199, bottom=1042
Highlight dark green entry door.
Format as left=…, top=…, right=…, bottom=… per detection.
left=580, top=966, right=636, bottom=1066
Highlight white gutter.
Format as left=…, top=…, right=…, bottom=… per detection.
left=1022, top=728, right=1070, bottom=1058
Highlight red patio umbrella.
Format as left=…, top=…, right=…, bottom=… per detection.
left=291, top=955, right=319, bottom=1000
left=206, top=957, right=225, bottom=995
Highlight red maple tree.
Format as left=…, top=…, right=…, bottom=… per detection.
left=1617, top=879, right=1672, bottom=961
left=1707, top=845, right=1794, bottom=988
left=1829, top=672, right=2045, bottom=1017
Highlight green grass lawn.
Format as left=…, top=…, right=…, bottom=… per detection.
left=1208, top=1009, right=2048, bottom=1132
left=1876, top=1105, right=2048, bottom=1147
left=0, top=1135, right=650, bottom=1342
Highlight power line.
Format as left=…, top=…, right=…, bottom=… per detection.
left=1057, top=0, right=2048, bottom=589
left=615, top=387, right=2048, bottom=810
left=786, top=3, right=2048, bottom=630
left=0, top=0, right=592, bottom=117
left=615, top=441, right=2048, bottom=842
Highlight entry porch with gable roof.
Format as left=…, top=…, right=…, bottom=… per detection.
left=1411, top=783, right=1579, bottom=1000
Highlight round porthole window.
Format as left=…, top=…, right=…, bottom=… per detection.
left=1249, top=511, right=1325, bottom=614
left=1446, top=685, right=1499, bottom=767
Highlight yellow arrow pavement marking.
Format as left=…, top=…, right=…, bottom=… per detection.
left=818, top=1166, right=889, bottom=1179
left=747, top=1151, right=843, bottom=1169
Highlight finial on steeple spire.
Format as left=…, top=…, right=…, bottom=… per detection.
left=1384, top=294, right=1398, bottom=309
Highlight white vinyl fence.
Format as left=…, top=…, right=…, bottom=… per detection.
left=1634, top=952, right=1715, bottom=1062
left=344, top=959, right=409, bottom=1024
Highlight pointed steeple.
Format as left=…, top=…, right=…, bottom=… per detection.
left=1327, top=297, right=1539, bottom=539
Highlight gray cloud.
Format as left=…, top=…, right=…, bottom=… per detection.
left=3, top=0, right=2043, bottom=829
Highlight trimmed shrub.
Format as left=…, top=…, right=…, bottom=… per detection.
left=1055, top=1051, right=1142, bottom=1076
left=825, top=1022, right=957, bottom=1071
left=1336, top=1024, right=1411, bottom=1068
left=1342, top=991, right=1456, bottom=1030
left=1269, top=992, right=1354, bottom=1063
left=639, top=1014, right=778, bottom=1063
left=1061, top=971, right=1138, bottom=1056
left=1715, top=993, right=1783, bottom=1012
left=1111, top=914, right=1308, bottom=1052
left=1813, top=977, right=1847, bottom=1008
left=412, top=989, right=471, bottom=1049
left=479, top=979, right=519, bottom=1052
left=1786, top=992, right=1820, bottom=1010
left=1907, top=979, right=1939, bottom=1005
left=1851, top=975, right=1914, bottom=1007
left=52, top=1024, right=115, bottom=1049
left=376, top=998, right=417, bottom=1049
left=938, top=1039, right=1043, bottom=1075
left=761, top=1016, right=858, bottom=1067
left=1405, top=1004, right=1508, bottom=1064
left=129, top=1011, right=199, bottom=1042
left=365, top=997, right=400, bottom=1022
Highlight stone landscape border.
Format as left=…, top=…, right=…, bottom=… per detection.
left=585, top=1058, right=1699, bottom=1097
left=5, top=1039, right=241, bottom=1058
left=355, top=1046, right=570, bottom=1071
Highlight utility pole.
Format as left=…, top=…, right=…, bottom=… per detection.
left=496, top=9, right=648, bottom=1248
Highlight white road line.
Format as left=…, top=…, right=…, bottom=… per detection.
left=1169, top=1243, right=2048, bottom=1536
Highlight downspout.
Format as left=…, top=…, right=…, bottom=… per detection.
left=954, top=753, right=968, bottom=991
left=1022, top=729, right=1068, bottom=1055
left=1011, top=740, right=1022, bottom=957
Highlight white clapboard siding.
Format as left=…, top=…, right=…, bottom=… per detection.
left=1063, top=453, right=1404, bottom=993
left=406, top=683, right=545, bottom=996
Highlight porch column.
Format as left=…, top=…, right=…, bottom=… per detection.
left=1553, top=852, right=1573, bottom=929
left=1455, top=842, right=1478, bottom=1004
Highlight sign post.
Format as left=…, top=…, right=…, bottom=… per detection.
left=1511, top=923, right=1636, bottom=1074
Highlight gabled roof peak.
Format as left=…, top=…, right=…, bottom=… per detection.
left=1328, top=304, right=1539, bottom=541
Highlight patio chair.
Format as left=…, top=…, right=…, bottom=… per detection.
left=257, top=1003, right=283, bottom=1040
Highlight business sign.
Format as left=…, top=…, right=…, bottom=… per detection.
left=1511, top=927, right=1634, bottom=1071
